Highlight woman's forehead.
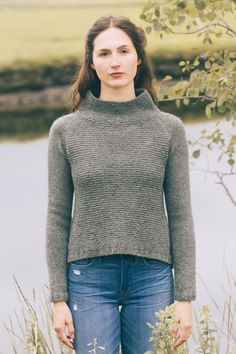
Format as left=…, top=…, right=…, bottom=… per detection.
left=93, top=28, right=133, bottom=49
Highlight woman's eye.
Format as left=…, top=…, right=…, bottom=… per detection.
left=99, top=50, right=129, bottom=57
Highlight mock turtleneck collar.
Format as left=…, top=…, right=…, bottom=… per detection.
left=79, top=88, right=159, bottom=125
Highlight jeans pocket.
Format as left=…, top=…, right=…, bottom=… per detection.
left=141, top=257, right=170, bottom=268
left=70, top=257, right=95, bottom=267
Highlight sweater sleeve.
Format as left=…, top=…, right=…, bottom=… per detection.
left=163, top=118, right=196, bottom=302
left=45, top=121, right=74, bottom=303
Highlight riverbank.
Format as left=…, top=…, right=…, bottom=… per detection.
left=0, top=52, right=214, bottom=141
left=0, top=83, right=210, bottom=142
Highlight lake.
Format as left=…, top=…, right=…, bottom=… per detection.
left=0, top=118, right=235, bottom=353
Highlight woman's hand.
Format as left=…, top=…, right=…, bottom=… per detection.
left=171, top=300, right=193, bottom=348
left=53, top=301, right=75, bottom=349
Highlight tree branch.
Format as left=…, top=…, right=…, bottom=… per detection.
left=218, top=16, right=236, bottom=36
left=158, top=95, right=217, bottom=102
left=163, top=21, right=236, bottom=37
left=215, top=172, right=236, bottom=207
left=191, top=168, right=236, bottom=207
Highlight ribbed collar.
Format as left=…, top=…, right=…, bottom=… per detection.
left=79, top=88, right=159, bottom=125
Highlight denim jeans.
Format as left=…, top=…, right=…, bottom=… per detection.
left=66, top=254, right=174, bottom=354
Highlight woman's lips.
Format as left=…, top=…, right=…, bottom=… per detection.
left=110, top=73, right=123, bottom=77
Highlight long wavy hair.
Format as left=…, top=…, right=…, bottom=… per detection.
left=69, top=15, right=158, bottom=112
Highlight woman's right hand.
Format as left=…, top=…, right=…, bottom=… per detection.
left=53, top=301, right=75, bottom=349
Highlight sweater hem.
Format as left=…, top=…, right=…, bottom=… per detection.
left=67, top=246, right=173, bottom=265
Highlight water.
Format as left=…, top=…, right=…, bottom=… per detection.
left=0, top=119, right=235, bottom=353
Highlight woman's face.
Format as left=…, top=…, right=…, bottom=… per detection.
left=90, top=27, right=141, bottom=91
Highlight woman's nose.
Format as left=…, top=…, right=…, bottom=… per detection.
left=110, top=54, right=120, bottom=66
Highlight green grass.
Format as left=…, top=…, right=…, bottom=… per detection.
left=0, top=1, right=235, bottom=68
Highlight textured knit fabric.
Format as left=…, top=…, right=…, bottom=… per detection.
left=45, top=87, right=196, bottom=303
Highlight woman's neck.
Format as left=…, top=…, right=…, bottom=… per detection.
left=98, top=85, right=137, bottom=102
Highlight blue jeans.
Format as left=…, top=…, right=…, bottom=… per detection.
left=66, top=254, right=174, bottom=354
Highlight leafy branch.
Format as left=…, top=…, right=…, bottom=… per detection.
left=140, top=0, right=236, bottom=205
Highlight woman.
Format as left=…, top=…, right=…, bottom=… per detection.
left=46, top=15, right=196, bottom=354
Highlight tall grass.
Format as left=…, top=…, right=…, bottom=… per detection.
left=4, top=276, right=72, bottom=354
left=4, top=274, right=236, bottom=353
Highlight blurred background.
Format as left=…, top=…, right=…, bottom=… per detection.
left=0, top=0, right=235, bottom=353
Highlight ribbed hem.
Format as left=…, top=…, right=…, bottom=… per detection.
left=67, top=246, right=173, bottom=265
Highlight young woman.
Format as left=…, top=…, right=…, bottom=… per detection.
left=46, top=15, right=196, bottom=354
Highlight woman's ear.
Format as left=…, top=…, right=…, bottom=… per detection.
left=90, top=63, right=95, bottom=70
left=137, top=58, right=141, bottom=65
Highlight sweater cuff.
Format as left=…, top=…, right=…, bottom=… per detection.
left=49, top=292, right=68, bottom=303
left=174, top=293, right=196, bottom=302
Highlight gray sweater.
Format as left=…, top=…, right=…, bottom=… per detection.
left=45, top=88, right=196, bottom=303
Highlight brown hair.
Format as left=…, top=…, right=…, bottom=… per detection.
left=69, top=15, right=158, bottom=112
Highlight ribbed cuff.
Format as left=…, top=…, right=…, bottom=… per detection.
left=49, top=292, right=68, bottom=303
left=174, top=294, right=196, bottom=302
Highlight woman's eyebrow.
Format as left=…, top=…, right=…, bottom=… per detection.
left=96, top=45, right=131, bottom=52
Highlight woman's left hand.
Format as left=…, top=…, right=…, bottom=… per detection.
left=171, top=300, right=193, bottom=347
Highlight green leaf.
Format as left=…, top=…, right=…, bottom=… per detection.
left=194, top=0, right=206, bottom=11
left=177, top=1, right=186, bottom=9
left=208, top=37, right=213, bottom=45
left=146, top=26, right=152, bottom=34
left=154, top=8, right=160, bottom=17
left=170, top=19, right=177, bottom=26
left=205, top=60, right=211, bottom=69
left=207, top=143, right=213, bottom=150
left=227, top=159, right=234, bottom=166
left=139, top=14, right=146, bottom=20
left=206, top=12, right=216, bottom=21
left=186, top=24, right=191, bottom=31
left=193, top=149, right=201, bottom=158
left=230, top=135, right=236, bottom=144
left=193, top=59, right=200, bottom=66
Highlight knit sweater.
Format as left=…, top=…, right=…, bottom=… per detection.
left=45, top=87, right=196, bottom=303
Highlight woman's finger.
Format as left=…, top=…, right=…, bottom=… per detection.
left=54, top=325, right=75, bottom=349
left=173, top=321, right=192, bottom=347
left=67, top=319, right=75, bottom=342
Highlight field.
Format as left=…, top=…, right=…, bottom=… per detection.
left=0, top=0, right=235, bottom=67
